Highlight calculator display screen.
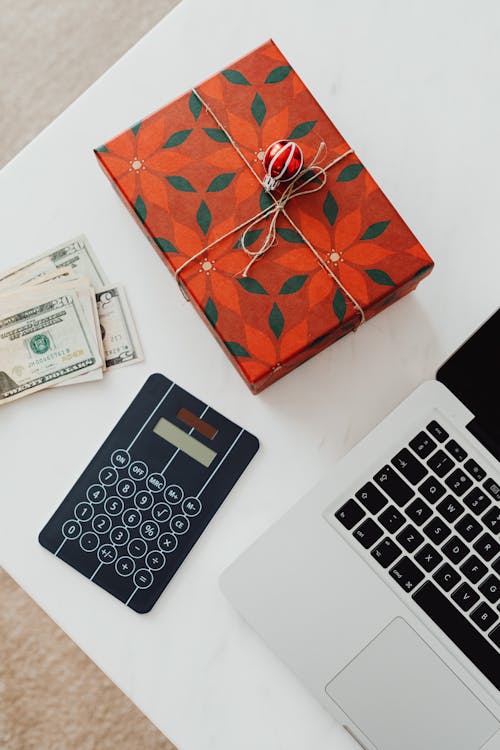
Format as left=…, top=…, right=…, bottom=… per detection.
left=153, top=417, right=217, bottom=467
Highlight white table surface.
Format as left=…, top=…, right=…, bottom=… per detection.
left=1, top=1, right=499, bottom=748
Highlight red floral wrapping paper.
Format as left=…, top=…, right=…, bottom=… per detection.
left=95, top=40, right=433, bottom=393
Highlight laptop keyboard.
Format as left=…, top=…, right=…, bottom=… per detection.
left=332, top=420, right=500, bottom=691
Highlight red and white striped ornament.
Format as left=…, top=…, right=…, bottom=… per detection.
left=263, top=140, right=304, bottom=191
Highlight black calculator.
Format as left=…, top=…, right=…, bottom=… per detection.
left=39, top=373, right=259, bottom=613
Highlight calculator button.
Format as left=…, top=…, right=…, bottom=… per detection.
left=117, top=479, right=136, bottom=499
left=146, top=551, right=166, bottom=571
left=80, top=531, right=99, bottom=552
left=133, top=569, right=154, bottom=589
left=87, top=484, right=106, bottom=504
left=122, top=509, right=142, bottom=528
left=97, top=544, right=117, bottom=564
left=62, top=519, right=82, bottom=539
left=104, top=496, right=124, bottom=516
left=164, top=484, right=184, bottom=504
left=170, top=515, right=190, bottom=535
left=152, top=503, right=172, bottom=523
left=182, top=497, right=202, bottom=517
left=134, top=491, right=154, bottom=511
left=111, top=449, right=131, bottom=469
left=98, top=466, right=118, bottom=486
left=128, top=539, right=148, bottom=558
left=74, top=502, right=94, bottom=522
left=92, top=514, right=112, bottom=534
left=128, top=461, right=149, bottom=481
left=140, top=521, right=160, bottom=541
left=115, top=556, right=135, bottom=577
left=146, top=473, right=166, bottom=493
left=158, top=532, right=178, bottom=553
left=110, top=526, right=130, bottom=546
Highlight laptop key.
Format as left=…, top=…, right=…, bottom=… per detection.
left=464, top=458, right=486, bottom=482
left=335, top=499, right=365, bottom=530
left=371, top=538, right=402, bottom=569
left=445, top=469, right=472, bottom=497
left=479, top=574, right=500, bottom=604
left=419, top=476, right=446, bottom=504
left=428, top=450, right=455, bottom=478
left=471, top=603, right=499, bottom=632
left=391, top=448, right=427, bottom=485
left=389, top=556, right=424, bottom=592
left=415, top=543, right=443, bottom=572
left=484, top=478, right=500, bottom=502
left=442, top=535, right=469, bottom=564
left=474, top=533, right=500, bottom=562
left=452, top=582, right=480, bottom=612
left=374, top=465, right=414, bottom=506
left=355, top=482, right=387, bottom=514
left=492, top=557, right=500, bottom=576
left=409, top=431, right=436, bottom=459
left=482, top=507, right=500, bottom=534
left=406, top=497, right=433, bottom=526
left=464, top=488, right=491, bottom=516
left=423, top=517, right=451, bottom=545
left=379, top=506, right=406, bottom=533
left=413, top=581, right=500, bottom=690
left=353, top=518, right=383, bottom=549
left=446, top=439, right=467, bottom=462
left=396, top=524, right=424, bottom=553
left=489, top=625, right=500, bottom=649
left=433, top=563, right=461, bottom=592
left=436, top=496, right=463, bottom=523
left=455, top=513, right=482, bottom=542
left=460, top=554, right=488, bottom=585
left=426, top=420, right=449, bottom=443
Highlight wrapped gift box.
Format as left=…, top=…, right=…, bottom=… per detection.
left=95, top=40, right=433, bottom=393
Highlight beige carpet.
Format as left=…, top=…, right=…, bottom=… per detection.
left=0, top=2, right=179, bottom=748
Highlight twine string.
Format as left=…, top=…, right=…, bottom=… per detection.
left=174, top=87, right=365, bottom=324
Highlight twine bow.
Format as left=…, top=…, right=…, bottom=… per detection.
left=174, top=88, right=366, bottom=325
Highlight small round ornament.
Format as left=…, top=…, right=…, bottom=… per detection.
left=263, top=140, right=304, bottom=191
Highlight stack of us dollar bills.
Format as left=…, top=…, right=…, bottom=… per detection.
left=0, top=235, right=143, bottom=406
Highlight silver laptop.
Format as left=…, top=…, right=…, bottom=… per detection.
left=221, top=309, right=500, bottom=750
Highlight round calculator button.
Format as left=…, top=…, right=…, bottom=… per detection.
left=146, top=473, right=166, bottom=493
left=74, top=502, right=94, bottom=522
left=87, top=484, right=106, bottom=504
left=152, top=503, right=172, bottom=524
left=133, top=568, right=154, bottom=589
left=182, top=497, right=202, bottom=517
left=111, top=449, right=130, bottom=469
left=104, top=496, right=124, bottom=516
left=128, top=461, right=149, bottom=481
left=140, top=520, right=160, bottom=541
left=110, top=526, right=130, bottom=546
left=146, top=550, right=165, bottom=571
left=98, top=466, right=118, bottom=487
left=127, top=538, right=148, bottom=559
left=134, top=491, right=154, bottom=511
left=117, top=478, right=136, bottom=499
left=115, top=556, right=135, bottom=577
left=122, top=509, right=142, bottom=528
left=164, top=484, right=184, bottom=505
left=80, top=531, right=100, bottom=553
left=97, top=544, right=117, bottom=564
left=62, top=519, right=82, bottom=540
left=157, top=532, right=178, bottom=553
left=170, top=515, right=190, bottom=535
left=92, top=514, right=112, bottom=534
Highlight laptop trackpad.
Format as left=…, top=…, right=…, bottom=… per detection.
left=325, top=618, right=499, bottom=750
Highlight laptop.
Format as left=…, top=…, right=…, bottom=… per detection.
left=221, top=309, right=500, bottom=750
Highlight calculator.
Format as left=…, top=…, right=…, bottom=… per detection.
left=39, top=373, right=259, bottom=613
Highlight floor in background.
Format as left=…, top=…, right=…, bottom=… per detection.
left=0, top=1, right=179, bottom=748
